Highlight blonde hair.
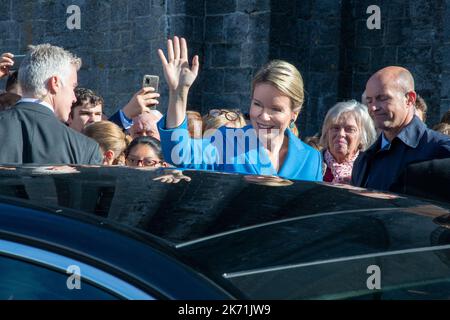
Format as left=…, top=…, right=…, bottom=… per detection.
left=252, top=60, right=304, bottom=112
left=202, top=109, right=246, bottom=134
left=83, top=121, right=129, bottom=164
left=187, top=110, right=203, bottom=138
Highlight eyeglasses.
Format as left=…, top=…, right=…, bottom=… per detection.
left=126, top=156, right=164, bottom=167
left=208, top=109, right=241, bottom=122
left=329, top=125, right=358, bottom=134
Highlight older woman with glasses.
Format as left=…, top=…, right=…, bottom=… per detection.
left=319, top=100, right=376, bottom=184
left=156, top=36, right=322, bottom=181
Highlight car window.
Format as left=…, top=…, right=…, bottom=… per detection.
left=0, top=238, right=156, bottom=300
left=178, top=211, right=450, bottom=299
left=226, top=247, right=450, bottom=300
left=0, top=255, right=118, bottom=300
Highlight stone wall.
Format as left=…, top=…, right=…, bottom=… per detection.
left=1, top=0, right=449, bottom=136
left=342, top=0, right=446, bottom=129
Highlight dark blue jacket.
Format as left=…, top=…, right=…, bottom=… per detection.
left=351, top=116, right=450, bottom=191
left=108, top=109, right=132, bottom=130
left=108, top=110, right=122, bottom=128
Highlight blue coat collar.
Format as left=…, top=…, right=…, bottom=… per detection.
left=367, top=116, right=426, bottom=153
left=241, top=125, right=305, bottom=175
left=395, top=116, right=426, bottom=148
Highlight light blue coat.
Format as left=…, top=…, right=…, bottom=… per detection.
left=157, top=116, right=323, bottom=181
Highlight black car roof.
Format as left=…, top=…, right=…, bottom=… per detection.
left=1, top=165, right=450, bottom=299
left=1, top=165, right=447, bottom=242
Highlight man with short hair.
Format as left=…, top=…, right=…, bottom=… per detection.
left=351, top=66, right=450, bottom=191
left=0, top=44, right=102, bottom=164
left=67, top=87, right=104, bottom=132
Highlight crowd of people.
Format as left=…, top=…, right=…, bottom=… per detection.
left=0, top=36, right=449, bottom=193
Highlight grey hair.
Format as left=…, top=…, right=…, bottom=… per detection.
left=320, top=99, right=377, bottom=152
left=18, top=44, right=81, bottom=99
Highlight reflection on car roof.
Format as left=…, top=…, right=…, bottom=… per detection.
left=223, top=243, right=450, bottom=279
left=175, top=207, right=416, bottom=249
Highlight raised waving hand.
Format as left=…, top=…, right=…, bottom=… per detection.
left=158, top=37, right=199, bottom=128
left=158, top=36, right=199, bottom=93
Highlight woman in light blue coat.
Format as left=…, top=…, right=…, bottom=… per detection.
left=156, top=36, right=322, bottom=181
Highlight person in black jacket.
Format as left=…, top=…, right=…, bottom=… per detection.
left=352, top=66, right=450, bottom=191
left=0, top=44, right=102, bottom=165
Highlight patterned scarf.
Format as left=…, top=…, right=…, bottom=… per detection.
left=324, top=149, right=359, bottom=184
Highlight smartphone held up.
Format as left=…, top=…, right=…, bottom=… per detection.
left=142, top=75, right=160, bottom=111
left=142, top=75, right=159, bottom=92
left=11, top=54, right=25, bottom=71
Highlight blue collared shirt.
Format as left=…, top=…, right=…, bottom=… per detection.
left=380, top=132, right=390, bottom=150
left=157, top=115, right=323, bottom=181
left=351, top=116, right=450, bottom=191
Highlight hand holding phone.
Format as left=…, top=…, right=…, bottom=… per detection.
left=10, top=54, right=25, bottom=71
left=122, top=77, right=161, bottom=117
left=0, top=53, right=15, bottom=78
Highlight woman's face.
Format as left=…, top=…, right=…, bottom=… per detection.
left=249, top=83, right=295, bottom=140
left=327, top=113, right=361, bottom=162
left=125, top=144, right=166, bottom=167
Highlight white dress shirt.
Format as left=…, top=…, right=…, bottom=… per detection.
left=18, top=98, right=54, bottom=113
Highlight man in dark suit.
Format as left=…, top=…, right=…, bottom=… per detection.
left=351, top=66, right=450, bottom=191
left=0, top=44, right=102, bottom=165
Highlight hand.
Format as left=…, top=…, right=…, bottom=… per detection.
left=122, top=87, right=160, bottom=119
left=0, top=53, right=14, bottom=79
left=153, top=170, right=191, bottom=184
left=158, top=36, right=199, bottom=93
